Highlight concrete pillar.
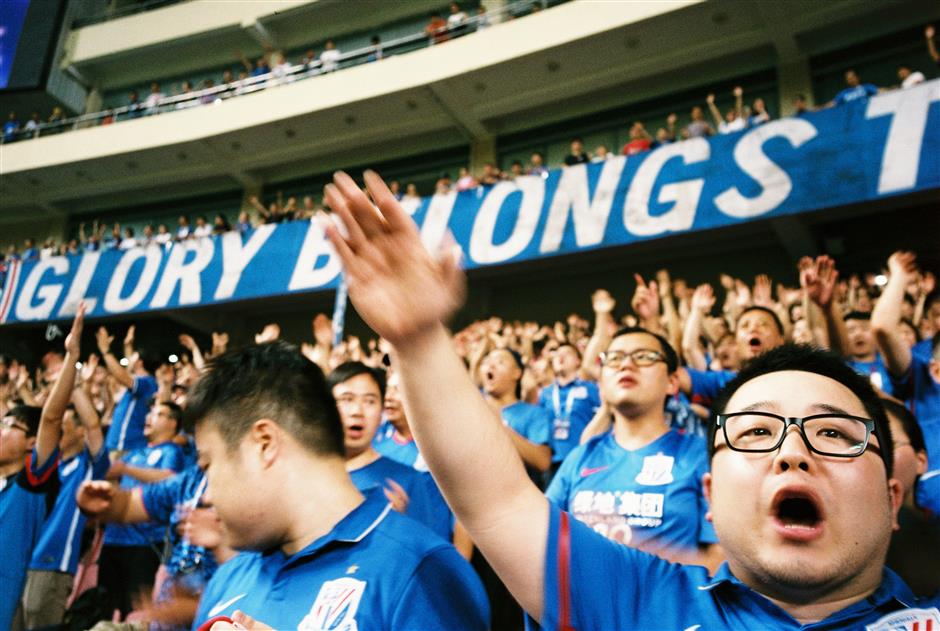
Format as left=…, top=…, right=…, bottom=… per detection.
left=777, top=57, right=815, bottom=116
left=469, top=135, right=497, bottom=176
left=79, top=85, right=104, bottom=129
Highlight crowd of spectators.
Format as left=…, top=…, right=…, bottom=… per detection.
left=2, top=207, right=938, bottom=628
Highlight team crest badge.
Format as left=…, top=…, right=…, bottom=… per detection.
left=634, top=453, right=675, bottom=486
left=865, top=607, right=940, bottom=631
left=299, top=577, right=367, bottom=631
left=146, top=450, right=163, bottom=466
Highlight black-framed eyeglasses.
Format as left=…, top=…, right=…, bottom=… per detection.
left=600, top=349, right=666, bottom=368
left=715, top=411, right=880, bottom=458
left=1, top=416, right=29, bottom=433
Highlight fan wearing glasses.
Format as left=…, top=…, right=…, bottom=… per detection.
left=545, top=327, right=722, bottom=571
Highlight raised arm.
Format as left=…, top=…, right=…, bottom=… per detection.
left=871, top=251, right=918, bottom=377
left=76, top=480, right=151, bottom=523
left=682, top=284, right=714, bottom=371
left=705, top=93, right=722, bottom=128
left=71, top=385, right=104, bottom=457
left=323, top=170, right=549, bottom=621
left=657, top=269, right=682, bottom=355
left=580, top=289, right=615, bottom=381
left=927, top=25, right=939, bottom=65
left=36, top=304, right=85, bottom=465
left=178, top=334, right=205, bottom=371
left=800, top=256, right=847, bottom=353
left=96, top=326, right=134, bottom=389
left=123, top=325, right=136, bottom=360
left=733, top=86, right=744, bottom=121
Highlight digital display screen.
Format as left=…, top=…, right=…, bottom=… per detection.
left=0, top=0, right=31, bottom=89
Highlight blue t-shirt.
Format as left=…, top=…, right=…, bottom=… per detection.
left=686, top=368, right=737, bottom=408
left=890, top=353, right=940, bottom=468
left=349, top=456, right=453, bottom=540
left=502, top=401, right=552, bottom=446
left=540, top=503, right=940, bottom=631
left=847, top=354, right=894, bottom=396
left=546, top=430, right=715, bottom=554
left=3, top=120, right=19, bottom=140
left=538, top=379, right=601, bottom=463
left=192, top=488, right=489, bottom=630
left=373, top=421, right=428, bottom=471
left=104, top=441, right=185, bottom=546
left=105, top=375, right=159, bottom=452
left=666, top=392, right=707, bottom=438
left=0, top=449, right=59, bottom=630
left=30, top=446, right=110, bottom=574
left=141, top=464, right=217, bottom=579
left=917, top=469, right=940, bottom=518
left=834, top=83, right=878, bottom=105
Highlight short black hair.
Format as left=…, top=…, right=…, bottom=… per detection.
left=8, top=405, right=42, bottom=437
left=844, top=311, right=871, bottom=322
left=898, top=318, right=921, bottom=342
left=925, top=290, right=940, bottom=314
left=608, top=326, right=679, bottom=373
left=555, top=342, right=581, bottom=360
left=327, top=361, right=386, bottom=401
left=486, top=348, right=525, bottom=398
left=881, top=398, right=924, bottom=453
left=737, top=305, right=785, bottom=336
left=160, top=400, right=183, bottom=433
left=708, top=344, right=893, bottom=476
left=186, top=342, right=344, bottom=457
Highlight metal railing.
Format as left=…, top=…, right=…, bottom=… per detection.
left=3, top=0, right=551, bottom=145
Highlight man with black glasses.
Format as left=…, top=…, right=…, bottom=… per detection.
left=546, top=328, right=720, bottom=570
left=321, top=169, right=939, bottom=631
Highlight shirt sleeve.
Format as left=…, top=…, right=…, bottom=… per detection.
left=528, top=407, right=552, bottom=446
left=544, top=455, right=574, bottom=509
left=158, top=445, right=186, bottom=473
left=20, top=447, right=60, bottom=492
left=687, top=369, right=735, bottom=407
left=391, top=546, right=490, bottom=631
left=141, top=470, right=185, bottom=524
left=133, top=375, right=158, bottom=401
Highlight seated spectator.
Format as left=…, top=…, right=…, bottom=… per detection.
left=456, top=167, right=478, bottom=191
left=45, top=107, right=65, bottom=134
left=144, top=82, right=165, bottom=114
left=270, top=51, right=293, bottom=82
left=116, top=227, right=135, bottom=250
left=426, top=12, right=449, bottom=44
left=176, top=215, right=191, bottom=240
left=898, top=64, right=925, bottom=89
left=685, top=105, right=713, bottom=138
left=622, top=122, right=653, bottom=155
left=527, top=152, right=548, bottom=176
left=447, top=2, right=469, bottom=37
left=193, top=215, right=213, bottom=239
left=707, top=87, right=745, bottom=134
left=592, top=145, right=611, bottom=162
left=320, top=39, right=341, bottom=73
left=124, top=90, right=142, bottom=119
left=175, top=80, right=196, bottom=109
left=212, top=213, right=231, bottom=235
left=155, top=223, right=172, bottom=247
left=139, top=224, right=155, bottom=247
left=831, top=69, right=879, bottom=106
left=563, top=138, right=590, bottom=166
left=3, top=112, right=20, bottom=143
left=23, top=111, right=41, bottom=134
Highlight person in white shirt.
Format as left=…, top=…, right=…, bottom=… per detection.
left=192, top=216, right=213, bottom=239
left=898, top=65, right=925, bottom=89
left=320, top=40, right=341, bottom=73
left=447, top=2, right=468, bottom=33
left=119, top=228, right=138, bottom=250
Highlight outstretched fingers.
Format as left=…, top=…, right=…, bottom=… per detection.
left=332, top=171, right=388, bottom=238
left=364, top=170, right=420, bottom=236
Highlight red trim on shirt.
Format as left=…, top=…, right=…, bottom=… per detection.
left=25, top=452, right=57, bottom=487
left=559, top=511, right=576, bottom=631
left=196, top=616, right=234, bottom=631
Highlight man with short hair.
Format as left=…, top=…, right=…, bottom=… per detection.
left=832, top=69, right=878, bottom=106
left=97, top=325, right=160, bottom=452
left=844, top=312, right=894, bottom=395
left=373, top=370, right=428, bottom=471
left=321, top=169, right=940, bottom=631
left=328, top=361, right=451, bottom=539
left=188, top=342, right=488, bottom=630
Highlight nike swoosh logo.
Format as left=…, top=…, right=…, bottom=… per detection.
left=207, top=593, right=246, bottom=617
left=579, top=465, right=609, bottom=478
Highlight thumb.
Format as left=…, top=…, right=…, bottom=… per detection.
left=633, top=273, right=646, bottom=288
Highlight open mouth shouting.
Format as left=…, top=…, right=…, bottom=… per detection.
left=770, top=487, right=826, bottom=542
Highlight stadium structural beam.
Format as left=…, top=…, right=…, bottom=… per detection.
left=424, top=83, right=490, bottom=141
left=769, top=215, right=819, bottom=263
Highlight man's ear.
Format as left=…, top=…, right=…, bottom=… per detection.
left=702, top=472, right=713, bottom=523
left=887, top=478, right=904, bottom=531
left=248, top=419, right=281, bottom=470
left=25, top=435, right=37, bottom=453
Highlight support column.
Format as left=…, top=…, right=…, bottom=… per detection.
left=469, top=135, right=497, bottom=175
left=777, top=57, right=815, bottom=116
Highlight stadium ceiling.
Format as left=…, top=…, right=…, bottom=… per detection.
left=1, top=0, right=937, bottom=222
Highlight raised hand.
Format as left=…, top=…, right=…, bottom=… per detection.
left=927, top=25, right=935, bottom=39
left=254, top=323, right=281, bottom=344
left=734, top=279, right=751, bottom=307
left=211, top=331, right=229, bottom=356
left=155, top=363, right=175, bottom=388
left=178, top=334, right=197, bottom=351
left=96, top=326, right=114, bottom=355
left=631, top=274, right=660, bottom=322
left=321, top=171, right=464, bottom=347
left=76, top=480, right=116, bottom=514
left=65, top=302, right=86, bottom=357
left=124, top=325, right=135, bottom=347
left=591, top=289, right=615, bottom=314
left=800, top=255, right=839, bottom=308
left=383, top=478, right=410, bottom=513
left=752, top=274, right=774, bottom=307
left=312, top=313, right=333, bottom=347
left=887, top=251, right=918, bottom=286
left=691, top=284, right=716, bottom=313
left=655, top=269, right=672, bottom=299
left=81, top=353, right=99, bottom=383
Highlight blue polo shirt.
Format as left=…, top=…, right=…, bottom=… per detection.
left=0, top=449, right=59, bottom=630
left=373, top=421, right=428, bottom=471
left=105, top=375, right=158, bottom=452
left=30, top=446, right=110, bottom=574
left=546, top=430, right=715, bottom=554
left=686, top=368, right=737, bottom=408
left=847, top=354, right=894, bottom=397
left=890, top=353, right=940, bottom=467
left=538, top=379, right=601, bottom=463
left=349, top=456, right=453, bottom=540
left=141, top=464, right=216, bottom=579
left=541, top=503, right=940, bottom=630
left=104, top=441, right=185, bottom=546
left=834, top=83, right=878, bottom=105
left=192, top=488, right=489, bottom=630
left=502, top=401, right=551, bottom=446
left=917, top=470, right=940, bottom=518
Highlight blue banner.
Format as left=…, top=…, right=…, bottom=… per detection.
left=2, top=80, right=938, bottom=325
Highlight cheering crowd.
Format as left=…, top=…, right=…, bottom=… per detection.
left=1, top=168, right=938, bottom=630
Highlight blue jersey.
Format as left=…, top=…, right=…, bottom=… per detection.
left=104, top=441, right=185, bottom=546
left=834, top=83, right=878, bottom=105
left=30, top=446, right=110, bottom=574
left=0, top=449, right=59, bottom=630
left=373, top=421, right=428, bottom=471
left=541, top=503, right=940, bottom=631
left=192, top=488, right=489, bottom=630
left=847, top=354, right=894, bottom=397
left=917, top=469, right=940, bottom=518
left=686, top=368, right=736, bottom=408
left=890, top=353, right=940, bottom=468
left=106, top=375, right=158, bottom=452
left=538, top=379, right=601, bottom=463
left=546, top=430, right=715, bottom=554
left=666, top=392, right=706, bottom=438
left=141, top=464, right=217, bottom=580
left=502, top=401, right=551, bottom=446
left=349, top=456, right=453, bottom=540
